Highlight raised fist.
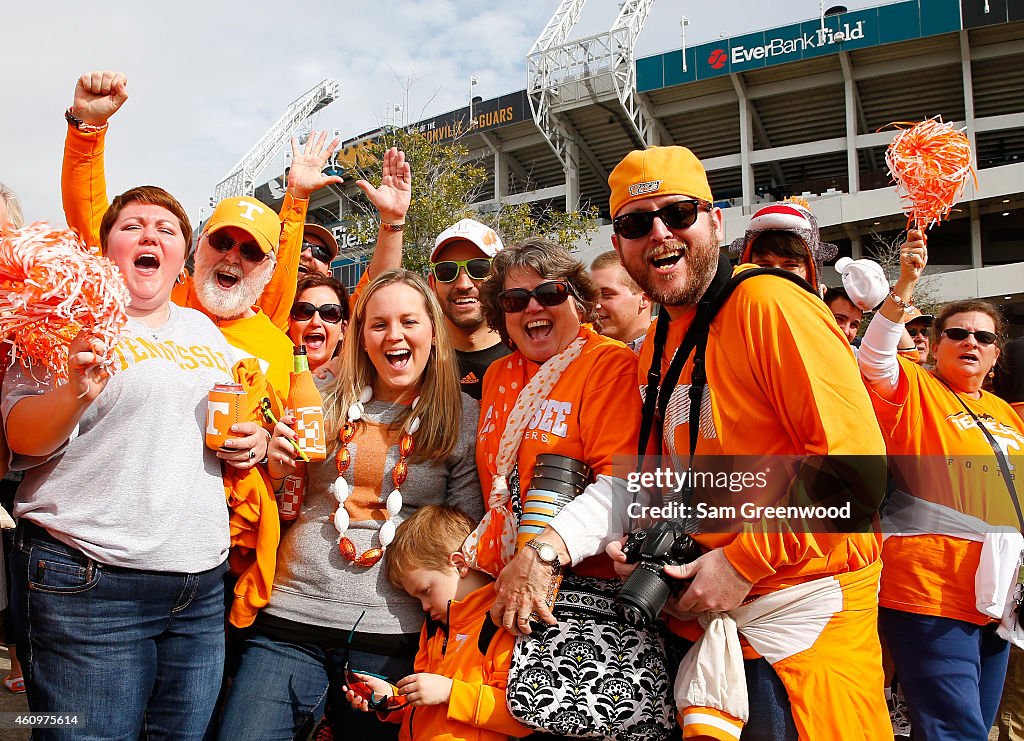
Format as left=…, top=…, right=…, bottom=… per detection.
left=72, top=71, right=129, bottom=126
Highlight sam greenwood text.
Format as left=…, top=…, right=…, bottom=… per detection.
left=627, top=501, right=854, bottom=522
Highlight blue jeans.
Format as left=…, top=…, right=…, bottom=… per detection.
left=217, top=632, right=416, bottom=740
left=880, top=607, right=1010, bottom=741
left=10, top=526, right=227, bottom=740
left=742, top=657, right=799, bottom=741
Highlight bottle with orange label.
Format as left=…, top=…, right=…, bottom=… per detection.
left=286, top=346, right=327, bottom=462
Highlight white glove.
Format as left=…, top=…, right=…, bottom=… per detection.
left=835, top=257, right=889, bottom=311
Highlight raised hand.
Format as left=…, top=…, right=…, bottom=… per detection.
left=899, top=229, right=928, bottom=282
left=287, top=131, right=343, bottom=199
left=354, top=147, right=411, bottom=224
left=72, top=71, right=129, bottom=126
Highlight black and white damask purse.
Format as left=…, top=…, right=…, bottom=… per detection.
left=505, top=572, right=676, bottom=741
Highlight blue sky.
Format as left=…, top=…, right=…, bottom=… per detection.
left=2, top=0, right=886, bottom=226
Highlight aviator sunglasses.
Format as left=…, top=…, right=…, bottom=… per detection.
left=343, top=611, right=409, bottom=714
left=941, top=327, right=998, bottom=346
left=430, top=257, right=493, bottom=283
left=290, top=302, right=345, bottom=324
left=498, top=280, right=575, bottom=314
left=206, top=231, right=267, bottom=263
left=611, top=199, right=712, bottom=240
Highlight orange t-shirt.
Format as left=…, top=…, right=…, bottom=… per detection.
left=637, top=266, right=886, bottom=594
left=868, top=358, right=1024, bottom=624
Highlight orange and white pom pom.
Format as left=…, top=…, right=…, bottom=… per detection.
left=885, top=116, right=976, bottom=230
left=0, top=222, right=129, bottom=384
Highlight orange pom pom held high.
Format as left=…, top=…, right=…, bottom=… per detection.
left=884, top=116, right=977, bottom=231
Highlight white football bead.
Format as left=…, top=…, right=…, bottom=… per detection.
left=333, top=507, right=350, bottom=533
left=406, top=417, right=421, bottom=435
left=386, top=489, right=403, bottom=515
left=379, top=520, right=396, bottom=547
left=411, top=396, right=421, bottom=410
left=347, top=403, right=362, bottom=421
left=359, top=386, right=374, bottom=404
left=333, top=477, right=350, bottom=503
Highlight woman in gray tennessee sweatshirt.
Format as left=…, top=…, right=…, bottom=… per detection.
left=218, top=269, right=483, bottom=740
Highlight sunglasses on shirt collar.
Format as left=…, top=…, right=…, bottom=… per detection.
left=302, top=241, right=334, bottom=266
left=611, top=199, right=712, bottom=240
left=206, top=231, right=268, bottom=263
left=343, top=611, right=409, bottom=714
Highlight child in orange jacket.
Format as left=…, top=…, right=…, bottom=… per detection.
left=344, top=505, right=531, bottom=741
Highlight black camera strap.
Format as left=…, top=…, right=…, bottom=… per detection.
left=634, top=254, right=816, bottom=530
left=639, top=255, right=816, bottom=461
left=936, top=377, right=1024, bottom=532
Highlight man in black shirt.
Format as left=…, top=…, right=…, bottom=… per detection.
left=427, top=219, right=510, bottom=399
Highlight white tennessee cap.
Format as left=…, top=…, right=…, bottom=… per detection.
left=431, top=218, right=504, bottom=263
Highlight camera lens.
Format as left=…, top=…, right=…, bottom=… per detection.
left=614, top=562, right=674, bottom=628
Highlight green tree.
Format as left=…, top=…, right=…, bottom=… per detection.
left=346, top=126, right=597, bottom=274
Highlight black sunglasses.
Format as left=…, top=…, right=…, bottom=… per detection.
left=941, top=327, right=998, bottom=346
left=498, top=281, right=574, bottom=314
left=612, top=199, right=711, bottom=240
left=431, top=258, right=492, bottom=283
left=206, top=231, right=267, bottom=263
left=302, top=241, right=334, bottom=265
left=343, top=611, right=408, bottom=714
left=906, top=327, right=928, bottom=338
left=290, top=302, right=345, bottom=324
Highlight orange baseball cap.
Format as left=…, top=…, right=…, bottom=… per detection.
left=205, top=197, right=281, bottom=255
left=608, top=146, right=713, bottom=218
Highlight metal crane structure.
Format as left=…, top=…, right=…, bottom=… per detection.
left=213, top=79, right=340, bottom=203
left=526, top=0, right=661, bottom=209
left=526, top=0, right=589, bottom=209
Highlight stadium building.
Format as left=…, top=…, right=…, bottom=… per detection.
left=255, top=0, right=1024, bottom=324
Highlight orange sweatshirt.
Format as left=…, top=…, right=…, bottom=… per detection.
left=868, top=357, right=1024, bottom=624
left=637, top=267, right=886, bottom=595
left=385, top=584, right=530, bottom=741
left=223, top=359, right=282, bottom=628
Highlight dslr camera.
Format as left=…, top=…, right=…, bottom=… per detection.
left=614, top=521, right=702, bottom=628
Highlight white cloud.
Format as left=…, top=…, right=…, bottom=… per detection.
left=2, top=0, right=882, bottom=229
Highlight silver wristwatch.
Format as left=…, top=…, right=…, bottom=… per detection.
left=525, top=539, right=560, bottom=567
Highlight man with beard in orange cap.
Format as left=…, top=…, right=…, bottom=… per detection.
left=606, top=146, right=890, bottom=740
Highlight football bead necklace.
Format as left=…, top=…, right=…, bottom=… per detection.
left=329, top=386, right=420, bottom=567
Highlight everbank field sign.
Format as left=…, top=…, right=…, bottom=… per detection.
left=636, top=0, right=964, bottom=92
left=729, top=21, right=866, bottom=65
